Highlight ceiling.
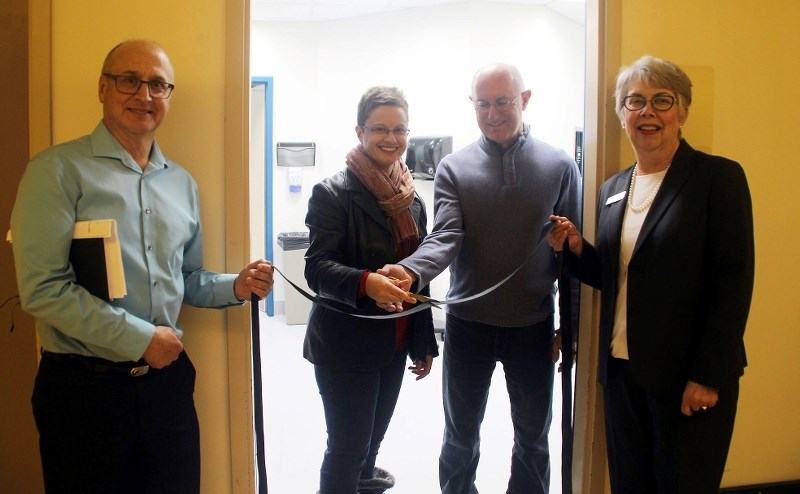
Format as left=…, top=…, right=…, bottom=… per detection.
left=251, top=0, right=585, bottom=25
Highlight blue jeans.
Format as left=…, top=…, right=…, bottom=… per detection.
left=439, top=314, right=554, bottom=494
left=315, top=350, right=407, bottom=494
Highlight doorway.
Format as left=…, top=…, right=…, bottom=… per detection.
left=250, top=2, right=586, bottom=492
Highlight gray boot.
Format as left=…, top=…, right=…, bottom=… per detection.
left=357, top=467, right=396, bottom=494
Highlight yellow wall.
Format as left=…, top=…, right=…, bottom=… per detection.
left=35, top=1, right=252, bottom=492
left=617, top=0, right=800, bottom=486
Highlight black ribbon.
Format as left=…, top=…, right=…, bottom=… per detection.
left=272, top=221, right=556, bottom=320
left=250, top=293, right=268, bottom=494
left=557, top=248, right=577, bottom=494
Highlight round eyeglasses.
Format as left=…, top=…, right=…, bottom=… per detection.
left=622, top=95, right=677, bottom=112
left=472, top=93, right=522, bottom=113
left=103, top=73, right=175, bottom=99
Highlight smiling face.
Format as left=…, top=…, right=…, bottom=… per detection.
left=99, top=40, right=174, bottom=146
left=355, top=104, right=409, bottom=169
left=621, top=84, right=688, bottom=161
left=471, top=66, right=531, bottom=151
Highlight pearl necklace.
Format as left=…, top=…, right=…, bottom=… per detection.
left=627, top=163, right=669, bottom=213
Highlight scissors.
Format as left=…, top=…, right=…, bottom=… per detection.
left=387, top=276, right=443, bottom=309
left=406, top=292, right=443, bottom=309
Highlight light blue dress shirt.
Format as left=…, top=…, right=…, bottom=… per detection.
left=11, top=122, right=241, bottom=362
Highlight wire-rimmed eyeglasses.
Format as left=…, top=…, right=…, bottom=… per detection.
left=622, top=95, right=677, bottom=112
left=103, top=73, right=175, bottom=99
left=360, top=125, right=410, bottom=137
left=471, top=93, right=522, bottom=113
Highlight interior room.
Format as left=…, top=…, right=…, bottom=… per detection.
left=251, top=1, right=585, bottom=304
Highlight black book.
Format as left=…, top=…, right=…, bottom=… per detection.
left=69, top=237, right=111, bottom=300
left=69, top=220, right=127, bottom=301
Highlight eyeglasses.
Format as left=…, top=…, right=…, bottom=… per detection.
left=103, top=73, right=175, bottom=99
left=360, top=125, right=410, bottom=137
left=622, top=95, right=677, bottom=112
left=472, top=93, right=522, bottom=113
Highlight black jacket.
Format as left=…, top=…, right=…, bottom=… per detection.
left=570, top=140, right=754, bottom=395
left=303, top=168, right=438, bottom=370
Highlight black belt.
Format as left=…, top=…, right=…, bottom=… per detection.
left=41, top=350, right=151, bottom=377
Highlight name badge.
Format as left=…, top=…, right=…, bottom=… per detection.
left=605, top=191, right=626, bottom=205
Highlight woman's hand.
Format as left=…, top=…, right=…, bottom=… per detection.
left=681, top=381, right=719, bottom=416
left=408, top=355, right=434, bottom=380
left=548, top=215, right=583, bottom=257
left=365, top=272, right=416, bottom=312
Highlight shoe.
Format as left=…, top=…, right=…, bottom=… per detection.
left=357, top=467, right=396, bottom=494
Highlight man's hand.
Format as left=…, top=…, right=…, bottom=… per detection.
left=377, top=264, right=417, bottom=285
left=374, top=264, right=419, bottom=312
left=142, top=326, right=183, bottom=369
left=235, top=259, right=274, bottom=300
left=552, top=331, right=576, bottom=372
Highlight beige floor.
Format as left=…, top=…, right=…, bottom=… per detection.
left=259, top=309, right=566, bottom=493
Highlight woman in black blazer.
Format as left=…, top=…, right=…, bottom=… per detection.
left=304, top=86, right=438, bottom=494
left=549, top=56, right=754, bottom=493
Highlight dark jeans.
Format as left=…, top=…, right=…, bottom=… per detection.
left=439, top=314, right=555, bottom=494
left=604, top=357, right=739, bottom=494
left=315, top=350, right=407, bottom=494
left=32, top=351, right=200, bottom=494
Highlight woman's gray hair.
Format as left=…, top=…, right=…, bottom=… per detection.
left=614, top=55, right=692, bottom=120
left=357, top=86, right=408, bottom=126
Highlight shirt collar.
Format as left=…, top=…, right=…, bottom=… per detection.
left=479, top=123, right=530, bottom=156
left=90, top=121, right=169, bottom=173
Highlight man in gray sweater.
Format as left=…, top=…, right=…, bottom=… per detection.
left=380, top=63, right=581, bottom=493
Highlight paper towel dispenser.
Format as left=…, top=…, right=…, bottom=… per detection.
left=405, top=136, right=452, bottom=180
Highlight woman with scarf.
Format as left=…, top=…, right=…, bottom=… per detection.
left=303, top=86, right=439, bottom=494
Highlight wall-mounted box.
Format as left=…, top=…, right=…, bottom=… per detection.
left=277, top=142, right=316, bottom=167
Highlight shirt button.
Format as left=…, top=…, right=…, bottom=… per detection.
left=147, top=244, right=153, bottom=251
left=153, top=281, right=159, bottom=287
left=145, top=208, right=152, bottom=214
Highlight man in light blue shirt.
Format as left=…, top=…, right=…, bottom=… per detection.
left=10, top=39, right=273, bottom=493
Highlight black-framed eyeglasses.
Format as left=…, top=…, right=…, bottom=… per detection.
left=622, top=94, right=676, bottom=111
left=472, top=93, right=522, bottom=113
left=360, top=125, right=410, bottom=137
left=103, top=73, right=175, bottom=99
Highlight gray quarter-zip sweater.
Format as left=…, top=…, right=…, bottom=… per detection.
left=401, top=124, right=581, bottom=327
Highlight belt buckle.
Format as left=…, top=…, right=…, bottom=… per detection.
left=130, top=365, right=150, bottom=377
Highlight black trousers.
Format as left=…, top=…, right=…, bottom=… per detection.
left=32, top=351, right=200, bottom=494
left=603, top=357, right=739, bottom=494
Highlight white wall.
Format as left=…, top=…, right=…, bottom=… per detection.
left=251, top=1, right=585, bottom=303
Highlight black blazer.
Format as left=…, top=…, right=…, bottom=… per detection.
left=571, top=140, right=754, bottom=395
left=303, top=168, right=438, bottom=370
